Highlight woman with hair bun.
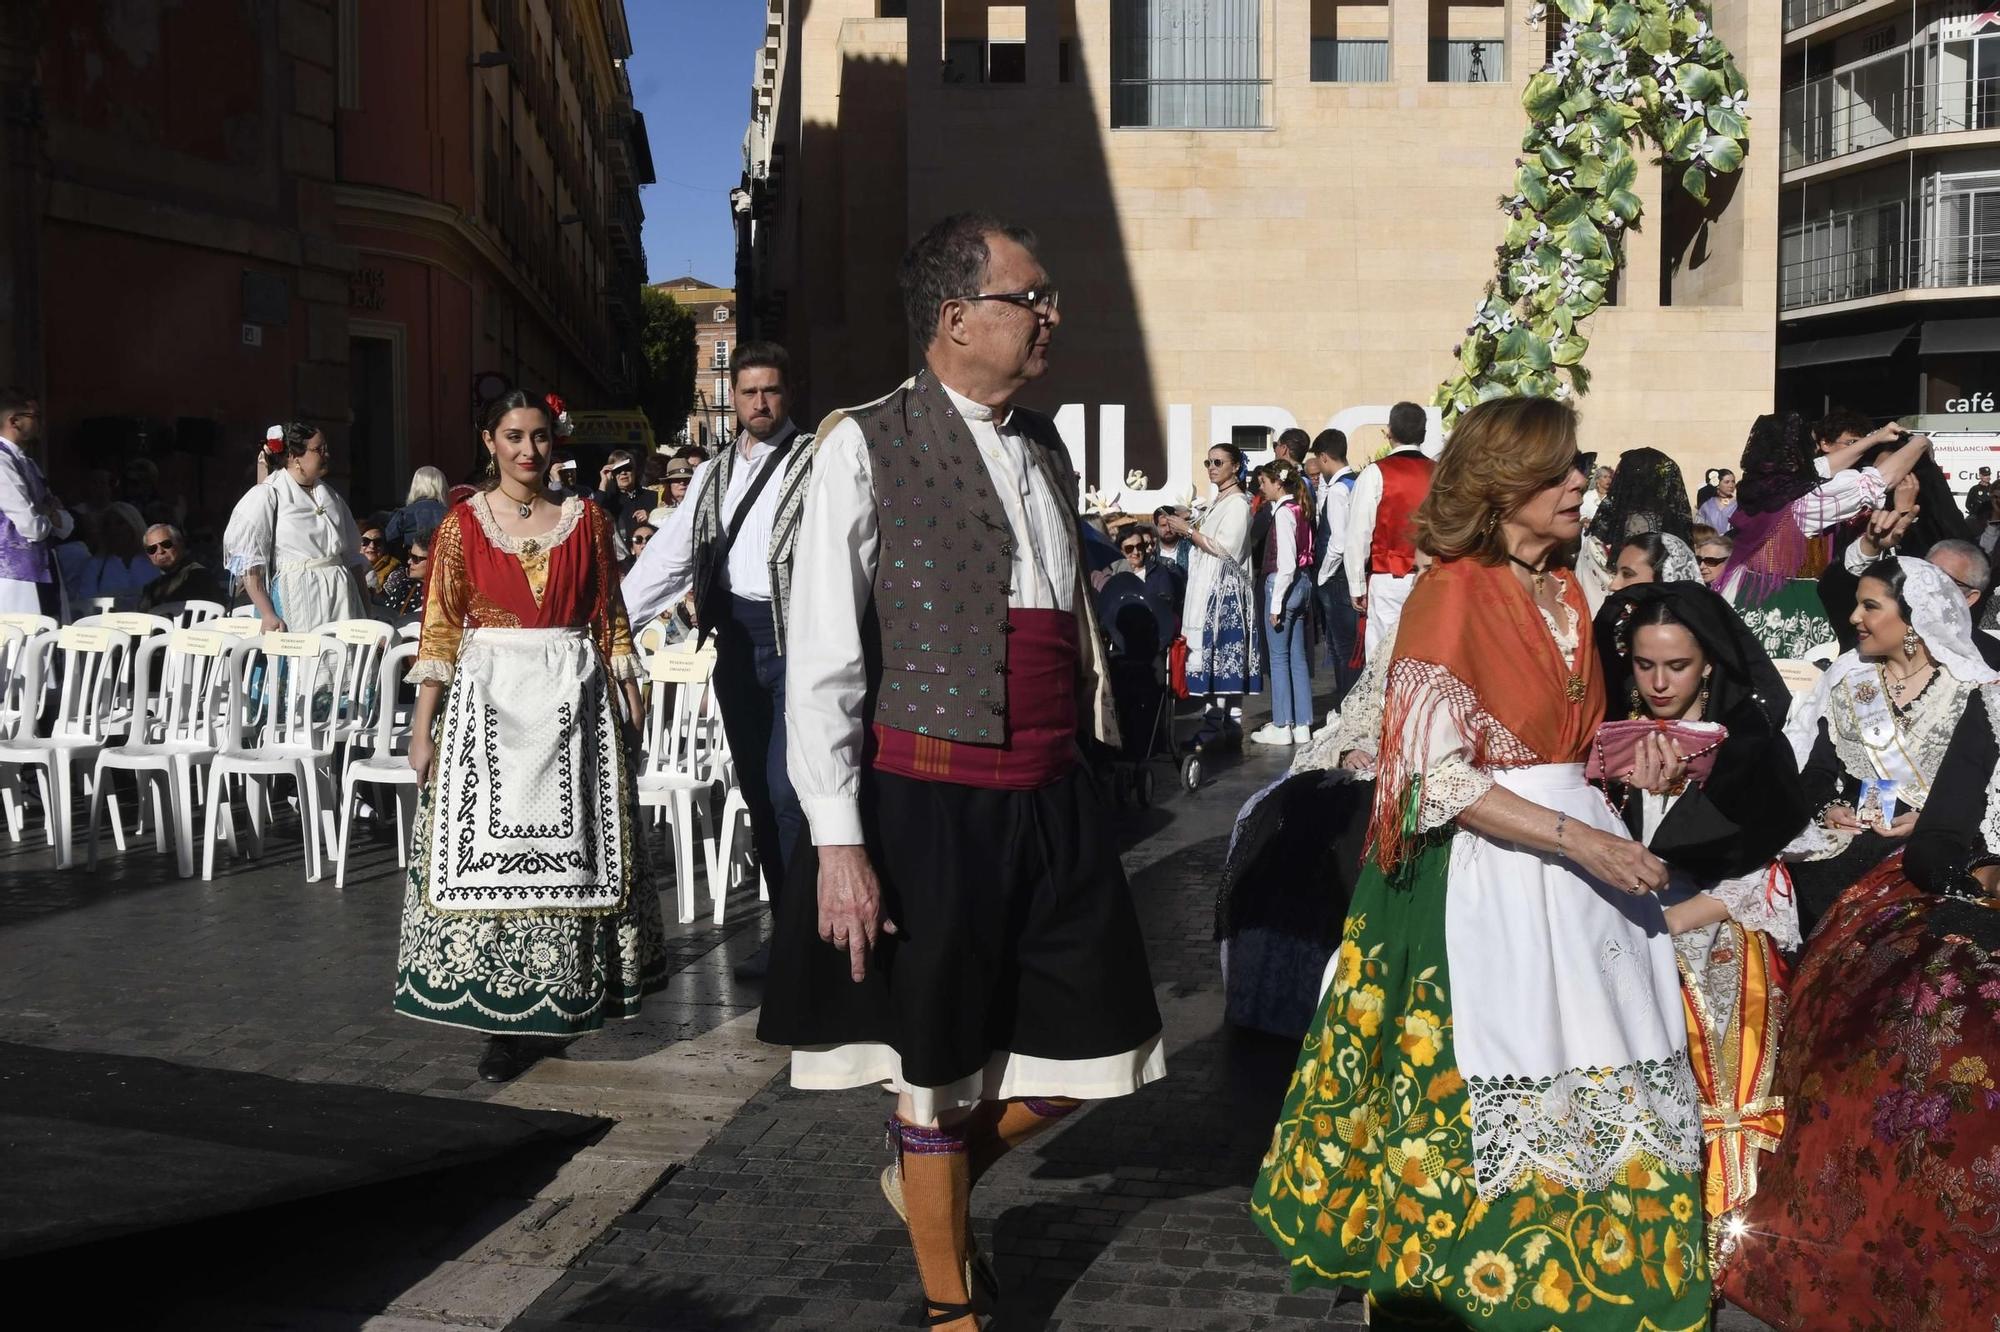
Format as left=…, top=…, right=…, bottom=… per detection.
left=394, top=389, right=666, bottom=1084
left=222, top=422, right=365, bottom=631
left=1250, top=458, right=1316, bottom=746
left=1251, top=396, right=1710, bottom=1327
left=1161, top=441, right=1259, bottom=752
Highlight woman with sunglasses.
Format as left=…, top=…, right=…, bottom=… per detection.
left=223, top=422, right=366, bottom=632
left=1251, top=397, right=1709, bottom=1327
left=1163, top=443, right=1259, bottom=752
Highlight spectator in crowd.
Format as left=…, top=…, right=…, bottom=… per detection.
left=1695, top=531, right=1732, bottom=583
left=386, top=466, right=448, bottom=550
left=1578, top=463, right=1613, bottom=523
left=223, top=423, right=365, bottom=632
left=1271, top=426, right=1309, bottom=466
left=1309, top=428, right=1359, bottom=703
left=1152, top=504, right=1189, bottom=571
left=1167, top=442, right=1260, bottom=751
left=378, top=529, right=431, bottom=620
left=359, top=524, right=401, bottom=594
left=1696, top=466, right=1738, bottom=531
left=596, top=449, right=644, bottom=519
left=626, top=522, right=656, bottom=564
left=136, top=523, right=226, bottom=612
left=122, top=456, right=181, bottom=529
left=0, top=384, right=70, bottom=617
left=1693, top=466, right=1722, bottom=510
left=655, top=460, right=695, bottom=516
left=1249, top=459, right=1315, bottom=746
left=67, top=501, right=159, bottom=604
left=1967, top=466, right=1995, bottom=522
left=1342, top=400, right=1434, bottom=659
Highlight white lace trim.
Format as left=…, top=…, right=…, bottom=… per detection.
left=1467, top=1054, right=1703, bottom=1200
left=1823, top=668, right=1967, bottom=814
left=1532, top=583, right=1581, bottom=670
left=1706, top=863, right=1802, bottom=952
left=606, top=652, right=644, bottom=684
left=468, top=491, right=583, bottom=554
left=1420, top=756, right=1494, bottom=832
left=405, top=657, right=453, bottom=686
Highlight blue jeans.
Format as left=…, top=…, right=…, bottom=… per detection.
left=1313, top=575, right=1360, bottom=706
left=1263, top=573, right=1313, bottom=729
left=712, top=596, right=804, bottom=903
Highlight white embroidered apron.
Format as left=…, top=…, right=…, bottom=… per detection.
left=1445, top=763, right=1702, bottom=1198
left=424, top=627, right=629, bottom=914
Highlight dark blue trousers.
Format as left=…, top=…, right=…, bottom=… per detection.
left=711, top=596, right=804, bottom=904
left=1314, top=576, right=1360, bottom=708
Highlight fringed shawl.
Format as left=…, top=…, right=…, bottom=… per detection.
left=1369, top=558, right=1606, bottom=868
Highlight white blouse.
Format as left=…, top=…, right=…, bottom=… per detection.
left=222, top=471, right=362, bottom=579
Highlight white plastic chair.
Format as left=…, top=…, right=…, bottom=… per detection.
left=201, top=633, right=340, bottom=882
left=320, top=619, right=393, bottom=751
left=333, top=640, right=421, bottom=889
left=636, top=645, right=723, bottom=923
left=0, top=612, right=58, bottom=639
left=0, top=625, right=132, bottom=867
left=173, top=599, right=226, bottom=628
left=85, top=627, right=234, bottom=878
left=0, top=625, right=31, bottom=839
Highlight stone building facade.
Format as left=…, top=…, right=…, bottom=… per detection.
left=657, top=276, right=738, bottom=449
left=737, top=0, right=1782, bottom=498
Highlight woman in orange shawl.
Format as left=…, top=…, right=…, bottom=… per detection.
left=1250, top=397, right=1709, bottom=1329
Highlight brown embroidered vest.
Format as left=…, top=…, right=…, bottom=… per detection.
left=846, top=369, right=1079, bottom=747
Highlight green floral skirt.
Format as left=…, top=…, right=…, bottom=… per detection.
left=392, top=778, right=670, bottom=1037
left=1731, top=578, right=1833, bottom=662
left=1249, top=842, right=1711, bottom=1330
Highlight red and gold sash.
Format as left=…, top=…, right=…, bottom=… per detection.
left=1680, top=917, right=1788, bottom=1224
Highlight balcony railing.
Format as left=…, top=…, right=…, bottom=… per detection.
left=1781, top=223, right=2000, bottom=310
left=1783, top=0, right=1874, bottom=31
left=1783, top=75, right=2000, bottom=170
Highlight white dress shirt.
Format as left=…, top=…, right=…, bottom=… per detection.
left=620, top=420, right=796, bottom=627
left=1344, top=446, right=1426, bottom=600
left=786, top=381, right=1077, bottom=846
left=1795, top=455, right=1885, bottom=537
left=1316, top=466, right=1353, bottom=587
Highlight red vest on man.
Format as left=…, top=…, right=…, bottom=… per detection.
left=1368, top=450, right=1434, bottom=578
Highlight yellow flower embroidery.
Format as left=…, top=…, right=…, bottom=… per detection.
left=1426, top=1210, right=1455, bottom=1239
left=1387, top=1136, right=1447, bottom=1199
left=1593, top=1216, right=1636, bottom=1274
left=1531, top=1258, right=1574, bottom=1314
left=1949, top=1054, right=1990, bottom=1086
left=1463, top=1249, right=1517, bottom=1307
left=1291, top=1143, right=1329, bottom=1206
left=1333, top=939, right=1364, bottom=994
left=1345, top=983, right=1387, bottom=1038
left=1398, top=1009, right=1445, bottom=1068
left=1670, top=1192, right=1695, bottom=1223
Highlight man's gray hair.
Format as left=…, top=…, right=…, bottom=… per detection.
left=898, top=212, right=1039, bottom=349
left=1929, top=539, right=1990, bottom=595
left=143, top=522, right=186, bottom=546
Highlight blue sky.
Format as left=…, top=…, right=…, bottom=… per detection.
left=626, top=1, right=764, bottom=288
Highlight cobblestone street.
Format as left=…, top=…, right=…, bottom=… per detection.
left=2, top=721, right=1772, bottom=1330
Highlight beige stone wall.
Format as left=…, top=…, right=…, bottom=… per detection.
left=761, top=0, right=1779, bottom=496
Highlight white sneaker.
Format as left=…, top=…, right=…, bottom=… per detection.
left=1249, top=723, right=1293, bottom=745
left=1292, top=724, right=1312, bottom=743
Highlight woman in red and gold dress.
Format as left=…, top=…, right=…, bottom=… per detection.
left=396, top=390, right=668, bottom=1083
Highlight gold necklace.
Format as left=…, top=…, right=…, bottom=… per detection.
left=495, top=483, right=538, bottom=520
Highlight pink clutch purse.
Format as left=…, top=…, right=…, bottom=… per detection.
left=1585, top=718, right=1727, bottom=786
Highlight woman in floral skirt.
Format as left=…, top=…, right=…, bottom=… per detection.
left=397, top=390, right=668, bottom=1083
left=1164, top=442, right=1259, bottom=752
left=1250, top=397, right=1709, bottom=1329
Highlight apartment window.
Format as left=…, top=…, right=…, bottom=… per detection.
left=1310, top=0, right=1388, bottom=83
left=943, top=6, right=1028, bottom=85
left=1430, top=0, right=1506, bottom=83
left=713, top=338, right=730, bottom=369
left=1111, top=0, right=1267, bottom=129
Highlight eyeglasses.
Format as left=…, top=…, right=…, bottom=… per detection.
left=1947, top=573, right=1981, bottom=595
left=144, top=541, right=176, bottom=555
left=962, top=286, right=1060, bottom=319
left=1204, top=458, right=1232, bottom=469
left=1697, top=555, right=1727, bottom=569
left=1120, top=543, right=1145, bottom=554
left=359, top=536, right=382, bottom=546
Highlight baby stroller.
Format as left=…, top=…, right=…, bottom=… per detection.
left=1093, top=566, right=1182, bottom=807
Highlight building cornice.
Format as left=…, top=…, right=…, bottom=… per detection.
left=332, top=183, right=619, bottom=387
left=1785, top=282, right=2000, bottom=321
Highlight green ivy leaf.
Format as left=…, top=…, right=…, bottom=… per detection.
left=1607, top=188, right=1643, bottom=223
left=1496, top=325, right=1531, bottom=364
left=1523, top=71, right=1565, bottom=117
left=1521, top=332, right=1554, bottom=372
left=1706, top=105, right=1747, bottom=139
left=1460, top=338, right=1488, bottom=375
left=1574, top=155, right=1607, bottom=189
left=1567, top=216, right=1606, bottom=259
left=1635, top=9, right=1672, bottom=56
left=1681, top=163, right=1710, bottom=204
left=1553, top=334, right=1591, bottom=367
left=1659, top=115, right=1702, bottom=159
left=1539, top=144, right=1576, bottom=173
left=1518, top=165, right=1549, bottom=211
left=1700, top=134, right=1744, bottom=172
left=1674, top=63, right=1722, bottom=103
left=1546, top=193, right=1586, bottom=226
left=1605, top=3, right=1642, bottom=38
left=1603, top=153, right=1638, bottom=192
left=1555, top=0, right=1599, bottom=23
left=1553, top=304, right=1576, bottom=337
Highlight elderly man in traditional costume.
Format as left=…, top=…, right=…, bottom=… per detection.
left=762, top=214, right=1165, bottom=1331
left=1342, top=401, right=1434, bottom=662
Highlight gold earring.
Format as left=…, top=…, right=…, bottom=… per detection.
left=485, top=453, right=497, bottom=478
left=1903, top=629, right=1919, bottom=660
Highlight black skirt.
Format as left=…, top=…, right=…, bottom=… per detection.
left=758, top=764, right=1163, bottom=1091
